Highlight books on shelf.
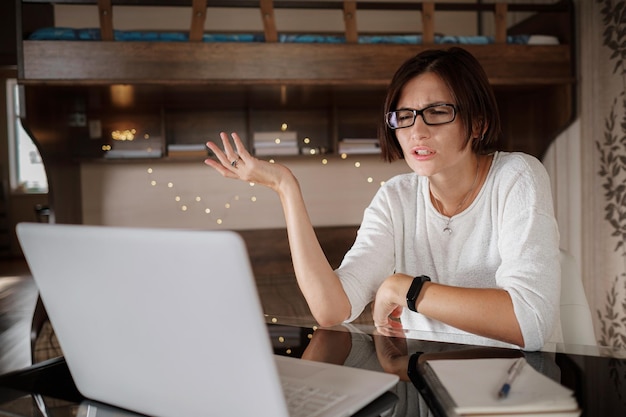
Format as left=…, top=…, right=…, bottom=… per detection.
left=338, top=138, right=380, bottom=155
left=104, top=149, right=163, bottom=159
left=253, top=131, right=298, bottom=143
left=253, top=131, right=299, bottom=156
left=414, top=357, right=580, bottom=416
left=167, top=144, right=208, bottom=158
left=254, top=146, right=300, bottom=156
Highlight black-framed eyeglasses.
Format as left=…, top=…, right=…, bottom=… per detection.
left=385, top=104, right=457, bottom=129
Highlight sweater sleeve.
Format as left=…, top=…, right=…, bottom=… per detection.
left=335, top=179, right=401, bottom=322
left=495, top=155, right=561, bottom=351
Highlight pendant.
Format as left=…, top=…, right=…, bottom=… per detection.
left=443, top=226, right=452, bottom=235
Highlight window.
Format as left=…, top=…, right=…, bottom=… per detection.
left=6, top=79, right=48, bottom=193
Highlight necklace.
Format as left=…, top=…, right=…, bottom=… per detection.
left=432, top=157, right=481, bottom=235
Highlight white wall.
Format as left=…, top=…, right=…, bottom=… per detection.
left=81, top=155, right=409, bottom=230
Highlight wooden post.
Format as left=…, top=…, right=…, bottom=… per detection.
left=190, top=0, right=208, bottom=42
left=97, top=0, right=113, bottom=41
left=343, top=1, right=358, bottom=44
left=494, top=3, right=508, bottom=44
left=260, top=0, right=278, bottom=43
left=422, top=2, right=435, bottom=45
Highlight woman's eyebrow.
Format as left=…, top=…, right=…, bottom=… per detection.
left=396, top=101, right=451, bottom=110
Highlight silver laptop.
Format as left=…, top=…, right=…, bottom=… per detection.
left=16, top=222, right=399, bottom=417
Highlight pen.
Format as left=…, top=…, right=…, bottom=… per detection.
left=498, top=357, right=526, bottom=399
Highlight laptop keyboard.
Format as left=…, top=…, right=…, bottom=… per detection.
left=282, top=380, right=348, bottom=417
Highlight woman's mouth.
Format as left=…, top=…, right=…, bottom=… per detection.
left=411, top=147, right=435, bottom=157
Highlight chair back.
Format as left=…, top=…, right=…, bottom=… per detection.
left=560, top=249, right=596, bottom=346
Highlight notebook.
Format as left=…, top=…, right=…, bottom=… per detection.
left=16, top=222, right=399, bottom=417
left=413, top=356, right=580, bottom=416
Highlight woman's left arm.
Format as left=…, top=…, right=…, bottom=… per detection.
left=373, top=275, right=524, bottom=346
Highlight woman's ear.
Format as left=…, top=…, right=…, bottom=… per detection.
left=472, top=119, right=488, bottom=141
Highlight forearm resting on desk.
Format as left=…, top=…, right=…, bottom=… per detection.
left=374, top=274, right=525, bottom=347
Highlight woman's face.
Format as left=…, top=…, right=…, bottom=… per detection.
left=394, top=72, right=474, bottom=178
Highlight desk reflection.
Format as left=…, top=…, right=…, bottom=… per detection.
left=0, top=322, right=624, bottom=416
left=292, top=325, right=565, bottom=417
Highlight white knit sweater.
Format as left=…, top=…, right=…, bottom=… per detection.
left=336, top=151, right=561, bottom=351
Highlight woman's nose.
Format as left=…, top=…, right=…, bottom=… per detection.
left=409, top=114, right=430, bottom=138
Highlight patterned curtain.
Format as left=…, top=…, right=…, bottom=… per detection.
left=579, top=0, right=626, bottom=352
left=544, top=1, right=626, bottom=408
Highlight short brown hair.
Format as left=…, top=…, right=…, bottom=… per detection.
left=379, top=47, right=501, bottom=162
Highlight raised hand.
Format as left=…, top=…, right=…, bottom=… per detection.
left=204, top=131, right=293, bottom=192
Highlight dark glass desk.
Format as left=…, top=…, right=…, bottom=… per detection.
left=0, top=320, right=624, bottom=417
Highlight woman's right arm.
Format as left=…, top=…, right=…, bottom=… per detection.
left=205, top=132, right=351, bottom=326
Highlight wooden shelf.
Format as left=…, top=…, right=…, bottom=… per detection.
left=20, top=42, right=573, bottom=87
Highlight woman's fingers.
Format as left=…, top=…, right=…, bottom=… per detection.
left=207, top=133, right=237, bottom=165
left=221, top=131, right=251, bottom=169
left=373, top=324, right=405, bottom=338
left=205, top=132, right=248, bottom=173
left=220, top=131, right=238, bottom=161
left=205, top=131, right=289, bottom=190
left=205, top=133, right=244, bottom=179
left=230, top=132, right=252, bottom=161
left=204, top=155, right=239, bottom=179
left=205, top=140, right=228, bottom=166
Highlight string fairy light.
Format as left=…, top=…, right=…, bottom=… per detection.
left=144, top=152, right=385, bottom=225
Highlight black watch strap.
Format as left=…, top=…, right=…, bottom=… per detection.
left=406, top=275, right=431, bottom=313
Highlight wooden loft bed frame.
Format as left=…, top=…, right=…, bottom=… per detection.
left=15, top=0, right=576, bottom=149
left=27, top=0, right=545, bottom=45
left=16, top=0, right=575, bottom=87
left=14, top=0, right=576, bottom=227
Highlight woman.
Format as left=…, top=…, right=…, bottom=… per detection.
left=204, top=47, right=560, bottom=351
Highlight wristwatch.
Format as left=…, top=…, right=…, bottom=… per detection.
left=406, top=275, right=431, bottom=313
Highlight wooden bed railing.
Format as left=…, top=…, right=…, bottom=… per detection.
left=86, top=1, right=568, bottom=45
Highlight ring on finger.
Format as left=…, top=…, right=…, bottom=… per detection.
left=230, top=156, right=241, bottom=168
